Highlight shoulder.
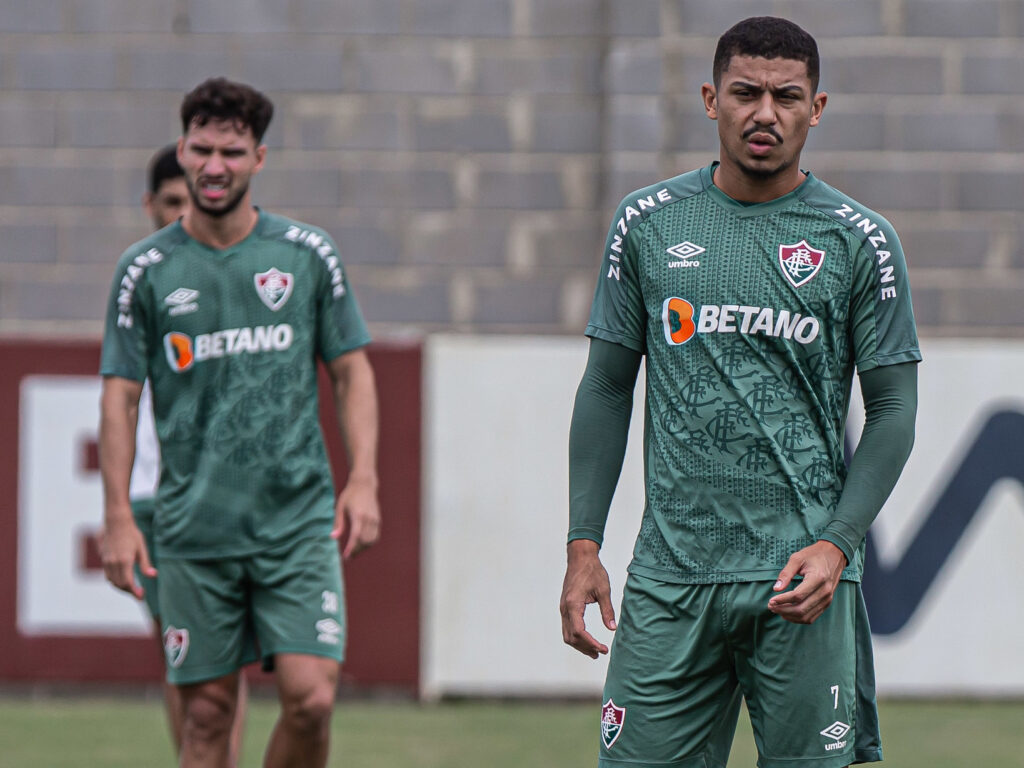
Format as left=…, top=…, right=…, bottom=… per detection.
left=613, top=167, right=707, bottom=220
left=113, top=224, right=188, bottom=279
left=798, top=174, right=902, bottom=249
left=258, top=211, right=337, bottom=252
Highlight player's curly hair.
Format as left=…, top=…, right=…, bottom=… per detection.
left=713, top=17, right=820, bottom=90
left=180, top=77, right=274, bottom=143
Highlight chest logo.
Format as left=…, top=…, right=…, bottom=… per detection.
left=666, top=241, right=705, bottom=268
left=779, top=240, right=825, bottom=288
left=254, top=267, right=294, bottom=311
left=164, top=287, right=199, bottom=316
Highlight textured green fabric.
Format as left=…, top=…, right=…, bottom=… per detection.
left=584, top=163, right=920, bottom=584
left=101, top=211, right=370, bottom=558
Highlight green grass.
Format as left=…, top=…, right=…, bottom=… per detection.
left=0, top=696, right=1022, bottom=767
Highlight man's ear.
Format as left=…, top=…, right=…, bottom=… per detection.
left=809, top=91, right=828, bottom=127
left=701, top=83, right=718, bottom=120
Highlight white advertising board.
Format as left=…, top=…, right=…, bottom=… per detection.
left=18, top=376, right=150, bottom=636
left=424, top=337, right=1024, bottom=697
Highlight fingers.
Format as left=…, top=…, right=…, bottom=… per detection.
left=341, top=505, right=381, bottom=559
left=773, top=553, right=802, bottom=593
left=768, top=578, right=833, bottom=624
left=559, top=557, right=614, bottom=658
left=559, top=597, right=610, bottom=659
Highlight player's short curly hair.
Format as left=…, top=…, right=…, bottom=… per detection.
left=180, top=77, right=274, bottom=143
left=713, top=17, right=820, bottom=90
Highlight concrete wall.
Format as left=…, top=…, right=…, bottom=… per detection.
left=1, top=0, right=1023, bottom=337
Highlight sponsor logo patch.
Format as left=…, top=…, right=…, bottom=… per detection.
left=820, top=720, right=851, bottom=752
left=661, top=297, right=820, bottom=347
left=162, top=324, right=294, bottom=373
left=779, top=239, right=825, bottom=288
left=600, top=699, right=626, bottom=750
left=254, top=267, right=294, bottom=311
left=164, top=287, right=200, bottom=316
left=163, top=626, right=190, bottom=668
left=666, top=241, right=705, bottom=268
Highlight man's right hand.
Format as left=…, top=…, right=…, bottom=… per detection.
left=559, top=539, right=617, bottom=659
left=99, top=518, right=155, bottom=600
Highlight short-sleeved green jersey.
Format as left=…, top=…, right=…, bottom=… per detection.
left=585, top=163, right=921, bottom=584
left=101, top=211, right=371, bottom=559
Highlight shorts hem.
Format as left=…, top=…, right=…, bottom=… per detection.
left=852, top=747, right=883, bottom=764
left=167, top=656, right=259, bottom=686
left=758, top=750, right=874, bottom=768
left=598, top=756, right=724, bottom=768
left=262, top=645, right=345, bottom=665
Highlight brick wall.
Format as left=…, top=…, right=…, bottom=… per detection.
left=1, top=0, right=1021, bottom=337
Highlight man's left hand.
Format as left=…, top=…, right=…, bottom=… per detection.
left=332, top=476, right=381, bottom=558
left=768, top=540, right=847, bottom=624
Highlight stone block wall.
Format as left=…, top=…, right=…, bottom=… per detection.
left=1, top=0, right=1021, bottom=337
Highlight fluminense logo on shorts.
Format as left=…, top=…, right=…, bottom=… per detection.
left=600, top=699, right=626, bottom=750
left=163, top=324, right=294, bottom=373
left=662, top=297, right=820, bottom=346
left=163, top=626, right=190, bottom=669
left=820, top=721, right=850, bottom=752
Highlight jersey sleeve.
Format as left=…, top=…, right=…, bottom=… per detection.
left=99, top=249, right=151, bottom=381
left=583, top=197, right=647, bottom=353
left=848, top=217, right=922, bottom=372
left=313, top=231, right=372, bottom=362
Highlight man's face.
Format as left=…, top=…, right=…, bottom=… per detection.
left=177, top=118, right=265, bottom=218
left=143, top=176, right=189, bottom=230
left=703, top=55, right=826, bottom=183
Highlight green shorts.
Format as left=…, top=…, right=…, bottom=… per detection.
left=599, top=575, right=881, bottom=768
left=131, top=498, right=161, bottom=620
left=157, top=534, right=346, bottom=685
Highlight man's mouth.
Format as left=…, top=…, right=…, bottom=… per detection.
left=200, top=179, right=228, bottom=200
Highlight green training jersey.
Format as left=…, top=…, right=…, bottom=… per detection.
left=101, top=211, right=371, bottom=559
left=584, top=163, right=921, bottom=584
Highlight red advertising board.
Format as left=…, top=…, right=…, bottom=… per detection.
left=0, top=338, right=421, bottom=693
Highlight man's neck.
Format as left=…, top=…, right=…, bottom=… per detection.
left=182, top=204, right=259, bottom=250
left=712, top=162, right=806, bottom=204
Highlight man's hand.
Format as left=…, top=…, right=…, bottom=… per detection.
left=99, top=517, right=155, bottom=600
left=332, top=476, right=381, bottom=558
left=768, top=540, right=847, bottom=624
left=559, top=539, right=617, bottom=659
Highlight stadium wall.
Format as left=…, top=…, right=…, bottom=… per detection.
left=5, top=335, right=1023, bottom=697
left=2, top=1, right=1024, bottom=339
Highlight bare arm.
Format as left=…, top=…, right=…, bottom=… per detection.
left=327, top=348, right=381, bottom=558
left=98, top=375, right=153, bottom=598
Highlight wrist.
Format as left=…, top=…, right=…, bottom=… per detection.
left=567, top=537, right=600, bottom=561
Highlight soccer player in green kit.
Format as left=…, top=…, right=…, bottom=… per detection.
left=127, top=144, right=250, bottom=767
left=99, top=78, right=380, bottom=768
left=560, top=17, right=919, bottom=768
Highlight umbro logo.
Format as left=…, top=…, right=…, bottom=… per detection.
left=666, top=241, right=705, bottom=268
left=164, top=288, right=199, bottom=316
left=820, top=720, right=850, bottom=752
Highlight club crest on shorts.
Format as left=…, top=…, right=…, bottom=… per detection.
left=163, top=626, right=190, bottom=669
left=778, top=239, right=825, bottom=288
left=254, top=267, right=294, bottom=311
left=600, top=699, right=626, bottom=749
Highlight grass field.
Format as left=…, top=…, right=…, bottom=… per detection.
left=1, top=696, right=1022, bottom=767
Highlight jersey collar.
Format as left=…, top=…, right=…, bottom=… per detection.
left=701, top=162, right=817, bottom=217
